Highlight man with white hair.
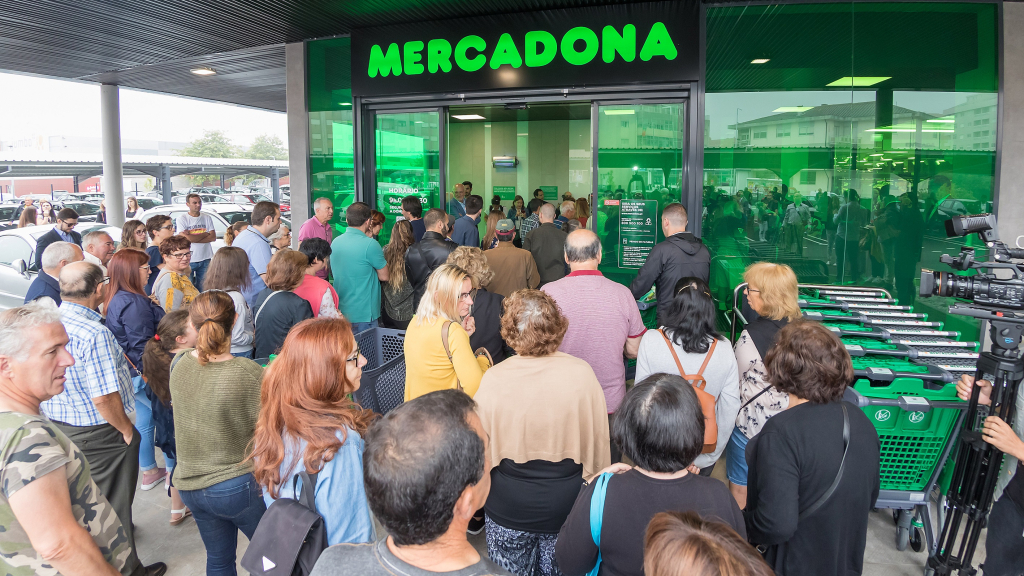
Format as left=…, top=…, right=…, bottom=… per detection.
left=554, top=200, right=576, bottom=230
left=24, top=241, right=83, bottom=306
left=0, top=299, right=138, bottom=575
left=82, top=230, right=116, bottom=274
left=41, top=262, right=165, bottom=576
left=298, top=197, right=335, bottom=279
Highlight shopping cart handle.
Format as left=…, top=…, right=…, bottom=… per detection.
left=843, top=387, right=965, bottom=412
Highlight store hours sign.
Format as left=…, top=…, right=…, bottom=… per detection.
left=351, top=1, right=698, bottom=96
left=619, top=199, right=657, bottom=269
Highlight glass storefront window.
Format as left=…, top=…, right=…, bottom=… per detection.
left=703, top=2, right=998, bottom=338
left=307, top=37, right=355, bottom=236
left=374, top=111, right=440, bottom=244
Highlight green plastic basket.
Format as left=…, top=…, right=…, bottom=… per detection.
left=853, top=378, right=963, bottom=491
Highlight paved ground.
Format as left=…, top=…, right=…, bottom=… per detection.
left=131, top=456, right=988, bottom=575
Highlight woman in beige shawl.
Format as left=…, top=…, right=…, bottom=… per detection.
left=474, top=289, right=610, bottom=576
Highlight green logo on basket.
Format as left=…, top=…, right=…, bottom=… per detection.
left=875, top=409, right=892, bottom=422
left=909, top=412, right=926, bottom=424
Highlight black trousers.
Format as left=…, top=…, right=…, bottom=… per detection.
left=55, top=422, right=143, bottom=576
left=984, top=495, right=1024, bottom=576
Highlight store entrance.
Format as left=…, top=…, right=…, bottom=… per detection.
left=368, top=97, right=688, bottom=296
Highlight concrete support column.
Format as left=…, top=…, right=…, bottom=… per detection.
left=73, top=175, right=79, bottom=193
left=286, top=41, right=311, bottom=239
left=100, top=84, right=126, bottom=227
left=160, top=165, right=173, bottom=205
left=998, top=3, right=1024, bottom=241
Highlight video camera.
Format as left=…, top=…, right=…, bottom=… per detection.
left=920, top=213, right=1024, bottom=310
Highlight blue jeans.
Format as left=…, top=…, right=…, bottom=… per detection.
left=179, top=473, right=267, bottom=576
left=230, top=350, right=253, bottom=359
left=351, top=319, right=378, bottom=335
left=133, top=382, right=175, bottom=472
left=190, top=258, right=210, bottom=290
left=725, top=427, right=750, bottom=486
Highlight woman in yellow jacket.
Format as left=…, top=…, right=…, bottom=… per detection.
left=404, top=264, right=490, bottom=400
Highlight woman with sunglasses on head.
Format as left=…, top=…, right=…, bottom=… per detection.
left=145, top=215, right=175, bottom=294
left=153, top=235, right=199, bottom=311
left=727, top=262, right=801, bottom=509
left=103, top=249, right=169, bottom=493
left=635, top=277, right=740, bottom=475
left=119, top=219, right=148, bottom=251
left=251, top=317, right=376, bottom=546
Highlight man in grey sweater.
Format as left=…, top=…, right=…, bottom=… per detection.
left=310, top=390, right=510, bottom=576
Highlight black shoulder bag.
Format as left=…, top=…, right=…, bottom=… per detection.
left=241, top=471, right=328, bottom=576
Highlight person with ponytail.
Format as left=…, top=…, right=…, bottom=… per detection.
left=140, top=309, right=197, bottom=526
left=170, top=291, right=266, bottom=574
left=251, top=317, right=376, bottom=545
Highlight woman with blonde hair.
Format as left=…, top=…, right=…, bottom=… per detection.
left=403, top=263, right=490, bottom=400
left=447, top=246, right=507, bottom=362
left=17, top=206, right=36, bottom=228
left=170, top=291, right=266, bottom=572
left=119, top=219, right=148, bottom=251
left=223, top=221, right=248, bottom=246
left=575, top=197, right=591, bottom=229
left=252, top=249, right=314, bottom=359
left=481, top=211, right=501, bottom=250
left=251, top=317, right=377, bottom=545
left=644, top=511, right=773, bottom=576
left=381, top=219, right=415, bottom=329
left=727, top=261, right=801, bottom=508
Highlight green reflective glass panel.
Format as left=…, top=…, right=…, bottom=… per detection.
left=308, top=37, right=355, bottom=235
left=375, top=111, right=440, bottom=245
left=596, top=102, right=686, bottom=294
left=703, top=2, right=998, bottom=340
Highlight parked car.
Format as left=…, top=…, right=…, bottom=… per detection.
left=137, top=205, right=253, bottom=252
left=134, top=197, right=164, bottom=211
left=57, top=201, right=103, bottom=222
left=0, top=227, right=50, bottom=309
left=0, top=205, right=19, bottom=232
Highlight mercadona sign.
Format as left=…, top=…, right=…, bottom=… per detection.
left=351, top=0, right=698, bottom=96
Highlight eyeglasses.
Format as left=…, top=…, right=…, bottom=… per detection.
left=744, top=287, right=761, bottom=294
left=168, top=251, right=192, bottom=260
left=346, top=347, right=361, bottom=364
left=459, top=291, right=473, bottom=302
left=158, top=224, right=174, bottom=231
left=101, top=276, right=110, bottom=284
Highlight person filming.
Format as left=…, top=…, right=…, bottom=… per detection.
left=956, top=375, right=1024, bottom=575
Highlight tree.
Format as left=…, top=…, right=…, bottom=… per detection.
left=178, top=130, right=240, bottom=159
left=245, top=134, right=288, bottom=161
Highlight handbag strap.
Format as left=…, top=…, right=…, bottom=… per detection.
left=254, top=290, right=282, bottom=325
left=441, top=321, right=463, bottom=391
left=798, top=404, right=850, bottom=521
left=741, top=385, right=772, bottom=411
left=587, top=472, right=613, bottom=576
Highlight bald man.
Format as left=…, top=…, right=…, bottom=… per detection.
left=542, top=229, right=646, bottom=462
left=629, top=203, right=710, bottom=326
left=522, top=203, right=568, bottom=286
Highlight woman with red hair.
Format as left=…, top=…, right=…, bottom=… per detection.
left=104, top=248, right=170, bottom=491
left=250, top=317, right=376, bottom=545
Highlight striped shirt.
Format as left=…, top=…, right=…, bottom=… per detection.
left=41, top=302, right=134, bottom=426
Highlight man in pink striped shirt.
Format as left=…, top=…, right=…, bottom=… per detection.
left=297, top=197, right=334, bottom=279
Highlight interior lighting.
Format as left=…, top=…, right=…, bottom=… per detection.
left=452, top=114, right=486, bottom=120
left=751, top=58, right=771, bottom=64
left=927, top=117, right=955, bottom=123
left=773, top=106, right=814, bottom=113
left=190, top=67, right=216, bottom=76
left=870, top=153, right=884, bottom=157
left=826, top=76, right=891, bottom=87
left=922, top=129, right=954, bottom=133
left=603, top=109, right=636, bottom=115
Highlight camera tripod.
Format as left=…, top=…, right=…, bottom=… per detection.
left=927, top=310, right=1024, bottom=576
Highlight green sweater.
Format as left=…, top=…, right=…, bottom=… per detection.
left=169, top=351, right=264, bottom=491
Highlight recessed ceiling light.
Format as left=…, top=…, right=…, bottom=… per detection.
left=927, top=118, right=955, bottom=123
left=603, top=109, right=636, bottom=115
left=773, top=106, right=814, bottom=113
left=826, top=76, right=891, bottom=87
left=452, top=114, right=485, bottom=120
left=751, top=58, right=771, bottom=64
left=190, top=67, right=216, bottom=76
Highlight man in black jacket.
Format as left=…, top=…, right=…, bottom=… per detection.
left=34, top=208, right=82, bottom=271
left=629, top=203, right=710, bottom=325
left=406, top=208, right=457, bottom=308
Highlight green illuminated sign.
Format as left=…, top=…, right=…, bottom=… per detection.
left=493, top=186, right=516, bottom=200
left=619, top=199, right=657, bottom=269
left=367, top=23, right=678, bottom=78
left=538, top=186, right=559, bottom=202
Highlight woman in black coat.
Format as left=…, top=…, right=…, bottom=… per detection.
left=447, top=246, right=509, bottom=363
left=744, top=321, right=880, bottom=576
left=252, top=250, right=313, bottom=359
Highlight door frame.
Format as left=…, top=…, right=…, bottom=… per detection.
left=361, top=106, right=446, bottom=219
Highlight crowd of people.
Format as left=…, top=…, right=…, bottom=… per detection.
left=0, top=189, right=1018, bottom=576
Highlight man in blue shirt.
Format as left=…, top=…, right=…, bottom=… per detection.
left=447, top=183, right=467, bottom=218
left=233, top=201, right=281, bottom=308
left=331, top=202, right=389, bottom=334
left=24, top=241, right=82, bottom=306
left=451, top=195, right=483, bottom=247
